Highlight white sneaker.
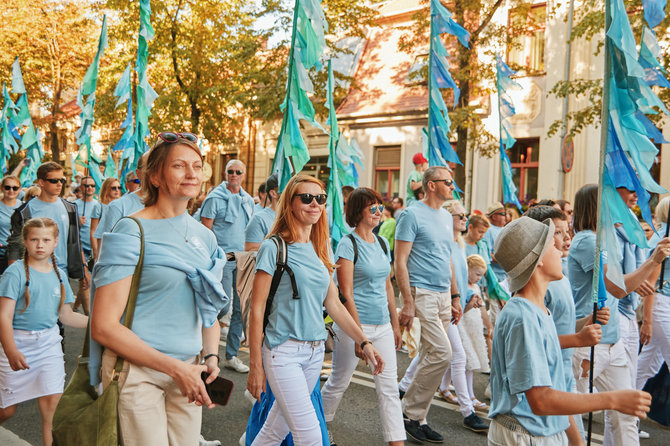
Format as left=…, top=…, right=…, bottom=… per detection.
left=639, top=429, right=650, bottom=439
left=239, top=432, right=246, bottom=446
left=199, top=434, right=221, bottom=446
left=223, top=356, right=249, bottom=373
left=244, top=389, right=256, bottom=404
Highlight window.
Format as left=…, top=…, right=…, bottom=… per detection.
left=299, top=156, right=330, bottom=186
left=507, top=4, right=546, bottom=73
left=374, top=146, right=401, bottom=202
left=407, top=54, right=428, bottom=85
left=508, top=138, right=540, bottom=203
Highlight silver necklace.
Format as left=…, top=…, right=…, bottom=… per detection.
left=159, top=211, right=189, bottom=243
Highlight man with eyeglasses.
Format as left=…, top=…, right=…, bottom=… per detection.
left=124, top=171, right=141, bottom=193
left=93, top=152, right=148, bottom=247
left=395, top=166, right=463, bottom=443
left=199, top=159, right=255, bottom=373
left=7, top=162, right=85, bottom=282
left=483, top=202, right=510, bottom=284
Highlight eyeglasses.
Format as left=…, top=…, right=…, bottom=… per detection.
left=431, top=179, right=454, bottom=187
left=45, top=178, right=66, bottom=184
left=227, top=169, right=243, bottom=176
left=492, top=212, right=507, bottom=217
left=369, top=205, right=384, bottom=214
left=452, top=213, right=467, bottom=220
left=110, top=186, right=121, bottom=191
left=83, top=184, right=96, bottom=188
left=3, top=185, right=19, bottom=191
left=295, top=193, right=327, bottom=205
left=157, top=132, right=198, bottom=144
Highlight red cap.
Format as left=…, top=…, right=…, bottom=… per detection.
left=412, top=153, right=428, bottom=165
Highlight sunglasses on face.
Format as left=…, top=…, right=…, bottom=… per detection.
left=157, top=132, right=198, bottom=144
left=227, top=169, right=243, bottom=176
left=3, top=185, right=20, bottom=191
left=83, top=184, right=95, bottom=188
left=45, top=178, right=66, bottom=184
left=431, top=179, right=454, bottom=187
left=128, top=178, right=140, bottom=184
left=369, top=205, right=384, bottom=214
left=452, top=213, right=467, bottom=220
left=110, top=186, right=121, bottom=191
left=493, top=212, right=507, bottom=217
left=295, top=193, right=327, bottom=205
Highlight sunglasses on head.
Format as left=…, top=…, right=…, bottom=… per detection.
left=227, top=169, right=243, bottom=176
left=452, top=213, right=467, bottom=220
left=295, top=193, right=327, bottom=205
left=110, top=186, right=121, bottom=191
left=3, top=185, right=20, bottom=191
left=369, top=205, right=384, bottom=214
left=45, top=178, right=66, bottom=184
left=157, top=132, right=198, bottom=144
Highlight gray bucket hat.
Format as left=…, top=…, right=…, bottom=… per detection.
left=493, top=216, right=555, bottom=293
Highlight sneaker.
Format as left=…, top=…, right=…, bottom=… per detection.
left=328, top=431, right=338, bottom=446
left=199, top=435, right=221, bottom=446
left=419, top=424, right=443, bottom=443
left=404, top=418, right=427, bottom=443
left=223, top=356, right=249, bottom=373
left=463, top=413, right=489, bottom=433
left=244, top=389, right=256, bottom=404
left=639, top=429, right=650, bottom=439
left=238, top=432, right=246, bottom=446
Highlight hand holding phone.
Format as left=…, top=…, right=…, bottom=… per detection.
left=201, top=372, right=234, bottom=406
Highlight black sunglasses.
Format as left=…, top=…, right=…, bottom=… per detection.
left=295, top=193, right=327, bottom=205
left=227, top=169, right=243, bottom=176
left=431, top=179, right=454, bottom=187
left=3, top=185, right=20, bottom=191
left=110, top=186, right=122, bottom=191
left=83, top=184, right=96, bottom=188
left=45, top=178, right=66, bottom=184
left=452, top=213, right=467, bottom=220
left=157, top=132, right=198, bottom=144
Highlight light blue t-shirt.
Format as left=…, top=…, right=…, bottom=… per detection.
left=561, top=256, right=569, bottom=277
left=483, top=224, right=507, bottom=281
left=568, top=230, right=620, bottom=344
left=27, top=198, right=70, bottom=271
left=395, top=202, right=453, bottom=292
left=489, top=297, right=569, bottom=437
left=545, top=276, right=577, bottom=392
left=452, top=241, right=468, bottom=310
left=256, top=238, right=330, bottom=349
left=464, top=241, right=490, bottom=289
left=0, top=201, right=20, bottom=254
left=200, top=183, right=255, bottom=253
left=245, top=207, right=276, bottom=245
left=91, top=202, right=104, bottom=220
left=335, top=232, right=391, bottom=325
left=0, top=260, right=74, bottom=330
left=652, top=223, right=670, bottom=296
left=93, top=191, right=144, bottom=239
left=74, top=199, right=101, bottom=254
left=615, top=226, right=643, bottom=320
left=94, top=215, right=219, bottom=360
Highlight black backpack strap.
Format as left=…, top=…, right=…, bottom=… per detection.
left=347, top=233, right=359, bottom=264
left=263, top=235, right=300, bottom=332
left=375, top=234, right=388, bottom=256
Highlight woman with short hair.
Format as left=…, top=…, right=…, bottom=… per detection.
left=90, top=177, right=122, bottom=260
left=0, top=176, right=22, bottom=274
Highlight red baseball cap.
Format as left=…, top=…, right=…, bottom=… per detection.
left=412, top=153, right=428, bottom=165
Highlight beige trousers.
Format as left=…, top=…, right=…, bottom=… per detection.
left=101, top=350, right=202, bottom=446
left=401, top=286, right=452, bottom=421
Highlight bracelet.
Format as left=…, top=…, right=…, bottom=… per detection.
left=201, top=353, right=220, bottom=364
left=451, top=293, right=460, bottom=299
left=360, top=340, right=372, bottom=350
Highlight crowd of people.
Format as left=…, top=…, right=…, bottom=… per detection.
left=0, top=137, right=668, bottom=446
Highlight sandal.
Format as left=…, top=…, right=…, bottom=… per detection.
left=438, top=389, right=458, bottom=404
left=472, top=399, right=489, bottom=413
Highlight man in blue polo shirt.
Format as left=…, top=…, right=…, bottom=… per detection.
left=200, top=159, right=255, bottom=373
left=395, top=166, right=463, bottom=443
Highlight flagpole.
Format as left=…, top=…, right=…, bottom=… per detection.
left=587, top=0, right=612, bottom=444
left=427, top=7, right=434, bottom=165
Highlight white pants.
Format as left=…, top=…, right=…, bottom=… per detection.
left=252, top=340, right=325, bottom=446
left=321, top=323, right=405, bottom=442
left=439, top=323, right=475, bottom=417
left=487, top=419, right=567, bottom=446
left=573, top=342, right=638, bottom=446
left=637, top=292, right=670, bottom=389
left=618, top=314, right=639, bottom=389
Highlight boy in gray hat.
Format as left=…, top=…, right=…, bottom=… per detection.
left=487, top=216, right=651, bottom=445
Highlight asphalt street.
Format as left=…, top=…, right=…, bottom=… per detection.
left=3, top=325, right=669, bottom=445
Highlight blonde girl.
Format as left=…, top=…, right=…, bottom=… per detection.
left=0, top=217, right=88, bottom=446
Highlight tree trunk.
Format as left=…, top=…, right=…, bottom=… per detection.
left=49, top=86, right=62, bottom=163
left=190, top=100, right=201, bottom=135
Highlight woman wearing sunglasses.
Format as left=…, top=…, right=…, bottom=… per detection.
left=90, top=132, right=229, bottom=445
left=0, top=176, right=22, bottom=274
left=320, top=187, right=405, bottom=445
left=90, top=177, right=123, bottom=261
left=247, top=175, right=384, bottom=445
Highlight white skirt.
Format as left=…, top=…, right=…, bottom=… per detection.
left=0, top=325, right=65, bottom=408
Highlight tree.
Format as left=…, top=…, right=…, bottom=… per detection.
left=0, top=0, right=99, bottom=163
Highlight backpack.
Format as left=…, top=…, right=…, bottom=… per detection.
left=263, top=235, right=300, bottom=331
left=346, top=232, right=388, bottom=265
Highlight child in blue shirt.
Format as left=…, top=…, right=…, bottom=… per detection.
left=489, top=217, right=651, bottom=445
left=0, top=217, right=87, bottom=446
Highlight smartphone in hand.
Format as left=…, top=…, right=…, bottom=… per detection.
left=201, top=372, right=234, bottom=406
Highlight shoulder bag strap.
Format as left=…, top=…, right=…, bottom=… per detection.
left=375, top=234, right=388, bottom=256
left=264, top=235, right=284, bottom=331
left=111, top=217, right=145, bottom=377
left=347, top=233, right=358, bottom=265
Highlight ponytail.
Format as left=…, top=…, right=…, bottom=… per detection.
left=20, top=250, right=30, bottom=313
left=51, top=253, right=66, bottom=312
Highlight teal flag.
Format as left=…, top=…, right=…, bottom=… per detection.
left=10, top=59, right=42, bottom=185
left=11, top=57, right=26, bottom=95
left=272, top=0, right=328, bottom=191
left=0, top=84, right=19, bottom=172
left=104, top=147, right=117, bottom=179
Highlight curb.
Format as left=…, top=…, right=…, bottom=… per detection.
left=0, top=427, right=31, bottom=446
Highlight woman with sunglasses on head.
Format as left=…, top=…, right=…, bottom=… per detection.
left=247, top=175, right=384, bottom=446
left=90, top=132, right=229, bottom=446
left=90, top=177, right=122, bottom=261
left=0, top=176, right=22, bottom=274
left=320, top=187, right=404, bottom=445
